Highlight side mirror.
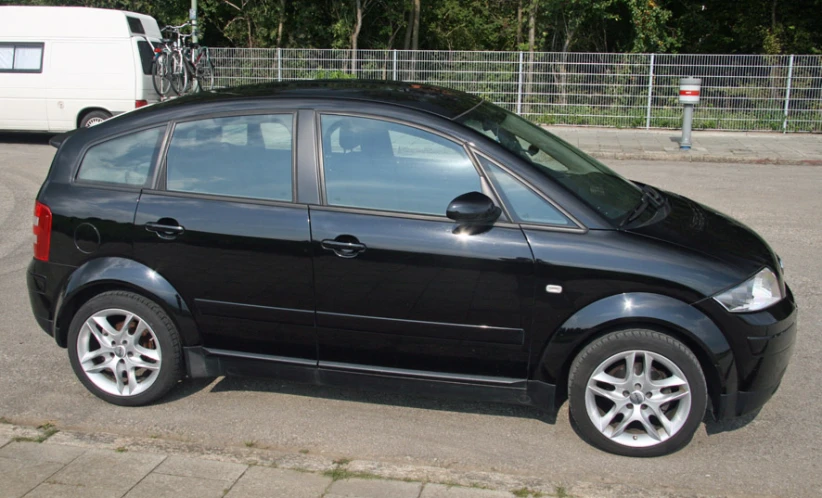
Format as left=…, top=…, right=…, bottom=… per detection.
left=446, top=192, right=501, bottom=224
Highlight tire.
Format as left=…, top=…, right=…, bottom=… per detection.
left=152, top=53, right=172, bottom=96
left=67, top=291, right=183, bottom=406
left=197, top=52, right=215, bottom=91
left=170, top=51, right=190, bottom=95
left=79, top=110, right=111, bottom=128
left=568, top=329, right=708, bottom=457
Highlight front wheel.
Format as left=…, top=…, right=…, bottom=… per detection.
left=568, top=329, right=708, bottom=457
left=152, top=53, right=172, bottom=96
left=67, top=291, right=183, bottom=406
left=170, top=51, right=190, bottom=95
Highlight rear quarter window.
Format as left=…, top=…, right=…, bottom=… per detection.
left=76, top=127, right=164, bottom=187
left=136, top=41, right=154, bottom=75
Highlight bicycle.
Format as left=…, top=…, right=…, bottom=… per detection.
left=152, top=23, right=214, bottom=98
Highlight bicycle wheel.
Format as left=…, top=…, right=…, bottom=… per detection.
left=170, top=51, right=190, bottom=96
left=196, top=48, right=215, bottom=91
left=151, top=53, right=172, bottom=96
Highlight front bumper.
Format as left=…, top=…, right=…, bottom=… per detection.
left=709, top=286, right=797, bottom=420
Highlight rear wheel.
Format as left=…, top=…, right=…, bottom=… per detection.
left=170, top=51, right=190, bottom=95
left=79, top=110, right=111, bottom=128
left=568, top=329, right=708, bottom=457
left=152, top=53, right=172, bottom=96
left=67, top=291, right=183, bottom=406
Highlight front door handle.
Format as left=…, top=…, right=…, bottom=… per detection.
left=145, top=220, right=185, bottom=240
left=321, top=239, right=366, bottom=258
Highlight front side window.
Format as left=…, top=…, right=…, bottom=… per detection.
left=166, top=114, right=294, bottom=201
left=321, top=114, right=481, bottom=216
left=0, top=43, right=44, bottom=72
left=479, top=156, right=573, bottom=226
left=77, top=127, right=163, bottom=186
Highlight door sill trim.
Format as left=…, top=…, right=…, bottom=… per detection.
left=319, top=360, right=525, bottom=386
left=203, top=347, right=316, bottom=367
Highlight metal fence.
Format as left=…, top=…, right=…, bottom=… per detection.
left=209, top=48, right=822, bottom=133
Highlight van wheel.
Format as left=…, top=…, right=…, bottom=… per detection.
left=67, top=291, right=183, bottom=406
left=568, top=329, right=707, bottom=457
left=80, top=110, right=111, bottom=128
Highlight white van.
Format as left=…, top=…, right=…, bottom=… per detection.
left=0, top=6, right=162, bottom=132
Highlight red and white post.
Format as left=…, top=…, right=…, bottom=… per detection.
left=679, top=77, right=701, bottom=150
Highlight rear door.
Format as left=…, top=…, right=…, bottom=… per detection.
left=133, top=111, right=316, bottom=361
left=311, top=112, right=536, bottom=382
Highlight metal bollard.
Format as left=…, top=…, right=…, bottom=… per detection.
left=679, top=77, right=701, bottom=150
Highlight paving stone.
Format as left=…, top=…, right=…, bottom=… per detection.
left=225, top=466, right=331, bottom=498
left=45, top=449, right=166, bottom=498
left=153, top=455, right=247, bottom=482
left=328, top=477, right=422, bottom=498
left=421, top=483, right=516, bottom=498
left=124, top=473, right=231, bottom=498
left=24, top=482, right=117, bottom=498
left=0, top=456, right=64, bottom=498
left=0, top=441, right=84, bottom=464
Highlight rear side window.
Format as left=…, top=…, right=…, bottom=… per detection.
left=127, top=16, right=146, bottom=35
left=166, top=114, right=294, bottom=201
left=77, top=127, right=164, bottom=186
left=0, top=43, right=44, bottom=73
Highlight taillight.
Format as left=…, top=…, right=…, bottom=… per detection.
left=33, top=201, right=52, bottom=262
left=154, top=47, right=162, bottom=53
left=135, top=100, right=148, bottom=108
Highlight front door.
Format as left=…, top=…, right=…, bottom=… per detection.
left=311, top=113, right=535, bottom=381
left=133, top=112, right=316, bottom=361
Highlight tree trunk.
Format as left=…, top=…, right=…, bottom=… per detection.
left=525, top=0, right=537, bottom=113
left=276, top=0, right=285, bottom=47
left=516, top=0, right=523, bottom=47
left=403, top=0, right=413, bottom=50
left=411, top=0, right=421, bottom=51
left=351, top=0, right=363, bottom=76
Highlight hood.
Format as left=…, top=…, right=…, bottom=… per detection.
left=626, top=191, right=780, bottom=285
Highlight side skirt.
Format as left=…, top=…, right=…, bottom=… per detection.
left=184, top=346, right=556, bottom=412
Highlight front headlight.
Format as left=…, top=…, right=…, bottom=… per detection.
left=713, top=268, right=783, bottom=313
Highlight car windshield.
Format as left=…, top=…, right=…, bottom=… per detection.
left=455, top=102, right=645, bottom=225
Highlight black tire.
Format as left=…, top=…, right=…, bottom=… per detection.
left=79, top=110, right=111, bottom=128
left=152, top=53, right=172, bottom=96
left=67, top=291, right=183, bottom=406
left=568, top=329, right=708, bottom=457
left=170, top=51, right=190, bottom=96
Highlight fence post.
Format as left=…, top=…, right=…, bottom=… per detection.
left=277, top=48, right=282, bottom=82
left=782, top=54, right=794, bottom=133
left=393, top=50, right=398, bottom=80
left=516, top=51, right=524, bottom=115
left=645, top=54, right=655, bottom=130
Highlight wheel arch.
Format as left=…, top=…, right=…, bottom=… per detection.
left=54, top=257, right=200, bottom=348
left=535, top=292, right=736, bottom=418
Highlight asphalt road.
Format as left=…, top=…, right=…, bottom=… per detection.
left=1, top=135, right=820, bottom=497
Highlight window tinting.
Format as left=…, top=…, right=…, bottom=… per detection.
left=321, top=115, right=480, bottom=216
left=0, top=43, right=44, bottom=72
left=127, top=16, right=146, bottom=35
left=136, top=41, right=154, bottom=75
left=166, top=114, right=294, bottom=201
left=481, top=156, right=572, bottom=226
left=77, top=127, right=163, bottom=186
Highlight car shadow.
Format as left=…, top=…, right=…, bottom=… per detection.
left=200, top=375, right=557, bottom=424
left=0, top=132, right=55, bottom=145
left=704, top=408, right=761, bottom=434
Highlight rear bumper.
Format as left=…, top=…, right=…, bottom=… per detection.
left=27, top=264, right=54, bottom=337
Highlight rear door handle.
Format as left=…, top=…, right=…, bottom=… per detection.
left=145, top=221, right=185, bottom=239
left=321, top=239, right=366, bottom=258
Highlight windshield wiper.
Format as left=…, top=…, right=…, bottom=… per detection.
left=620, top=185, right=665, bottom=227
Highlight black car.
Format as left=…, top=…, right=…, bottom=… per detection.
left=27, top=80, right=796, bottom=457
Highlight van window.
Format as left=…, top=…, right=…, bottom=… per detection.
left=0, top=43, right=44, bottom=73
left=136, top=41, right=154, bottom=75
left=127, top=17, right=146, bottom=35
left=77, top=127, right=164, bottom=186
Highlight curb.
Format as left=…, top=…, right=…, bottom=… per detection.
left=586, top=151, right=822, bottom=166
left=0, top=422, right=768, bottom=498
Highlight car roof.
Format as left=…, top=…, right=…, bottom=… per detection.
left=147, top=80, right=484, bottom=120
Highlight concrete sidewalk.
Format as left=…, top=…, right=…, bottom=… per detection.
left=544, top=126, right=822, bottom=165
left=0, top=423, right=744, bottom=498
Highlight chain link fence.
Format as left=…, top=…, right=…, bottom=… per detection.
left=208, top=48, right=822, bottom=133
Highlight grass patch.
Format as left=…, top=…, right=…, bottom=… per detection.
left=0, top=417, right=11, bottom=424
left=554, top=486, right=569, bottom=498
left=12, top=423, right=59, bottom=443
left=512, top=488, right=545, bottom=498
left=323, top=467, right=382, bottom=482
left=299, top=449, right=309, bottom=454
left=244, top=440, right=258, bottom=448
left=114, top=446, right=127, bottom=453
left=332, top=457, right=351, bottom=465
